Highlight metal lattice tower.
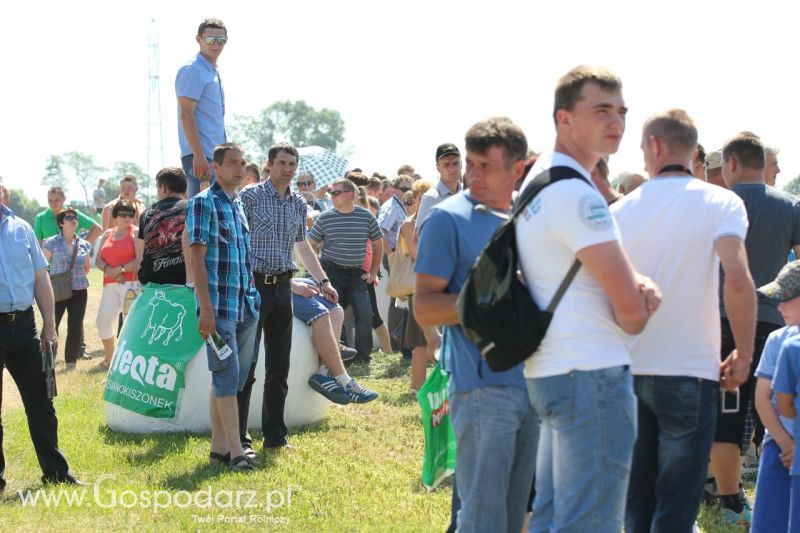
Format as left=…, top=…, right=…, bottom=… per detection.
left=147, top=19, right=164, bottom=181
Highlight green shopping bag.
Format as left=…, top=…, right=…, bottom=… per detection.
left=417, top=361, right=457, bottom=491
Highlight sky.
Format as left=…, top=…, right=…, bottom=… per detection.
left=2, top=0, right=799, bottom=204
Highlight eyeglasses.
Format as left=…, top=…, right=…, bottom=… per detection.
left=403, top=200, right=414, bottom=206
left=203, top=36, right=228, bottom=45
left=117, top=213, right=135, bottom=219
left=398, top=187, right=411, bottom=193
left=63, top=215, right=78, bottom=222
left=330, top=190, right=350, bottom=197
left=297, top=181, right=314, bottom=187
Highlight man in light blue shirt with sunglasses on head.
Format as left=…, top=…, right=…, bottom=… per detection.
left=176, top=18, right=228, bottom=198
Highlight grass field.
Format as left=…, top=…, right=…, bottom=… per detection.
left=0, top=270, right=752, bottom=531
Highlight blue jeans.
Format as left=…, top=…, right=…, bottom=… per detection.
left=625, top=375, right=718, bottom=533
left=181, top=154, right=215, bottom=199
left=752, top=440, right=791, bottom=532
left=208, top=309, right=258, bottom=397
left=526, top=365, right=636, bottom=533
left=324, top=263, right=373, bottom=361
left=449, top=385, right=538, bottom=533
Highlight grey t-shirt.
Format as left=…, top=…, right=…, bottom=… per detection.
left=720, top=183, right=800, bottom=325
left=308, top=205, right=383, bottom=268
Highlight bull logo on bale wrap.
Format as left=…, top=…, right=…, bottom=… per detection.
left=103, top=284, right=204, bottom=418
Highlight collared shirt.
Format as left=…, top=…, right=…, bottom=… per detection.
left=0, top=205, right=48, bottom=312
left=378, top=195, right=407, bottom=251
left=176, top=52, right=226, bottom=159
left=33, top=208, right=97, bottom=241
left=187, top=182, right=258, bottom=322
left=240, top=179, right=307, bottom=274
left=415, top=179, right=463, bottom=230
left=41, top=234, right=91, bottom=290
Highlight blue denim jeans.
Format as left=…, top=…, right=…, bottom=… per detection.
left=208, top=308, right=258, bottom=397
left=526, top=365, right=636, bottom=533
left=625, top=375, right=718, bottom=533
left=449, top=385, right=538, bottom=533
left=181, top=154, right=215, bottom=199
left=325, top=263, right=373, bottom=361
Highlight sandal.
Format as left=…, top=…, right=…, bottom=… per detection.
left=209, top=451, right=231, bottom=465
left=229, top=455, right=255, bottom=472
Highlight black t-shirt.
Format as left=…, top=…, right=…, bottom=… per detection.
left=138, top=196, right=188, bottom=285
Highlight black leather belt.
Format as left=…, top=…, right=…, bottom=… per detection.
left=321, top=261, right=362, bottom=273
left=254, top=271, right=292, bottom=285
left=0, top=307, right=31, bottom=322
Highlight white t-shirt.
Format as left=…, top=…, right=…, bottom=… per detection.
left=517, top=151, right=630, bottom=378
left=611, top=176, right=748, bottom=380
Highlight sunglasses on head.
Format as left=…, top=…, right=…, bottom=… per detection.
left=203, top=36, right=227, bottom=45
left=330, top=190, right=350, bottom=197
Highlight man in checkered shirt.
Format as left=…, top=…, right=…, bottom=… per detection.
left=239, top=142, right=338, bottom=451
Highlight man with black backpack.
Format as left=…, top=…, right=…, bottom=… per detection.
left=516, top=65, right=659, bottom=532
left=415, top=117, right=539, bottom=533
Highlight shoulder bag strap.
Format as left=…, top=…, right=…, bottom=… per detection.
left=67, top=237, right=79, bottom=272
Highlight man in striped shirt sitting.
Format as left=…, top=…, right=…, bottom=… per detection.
left=308, top=178, right=384, bottom=364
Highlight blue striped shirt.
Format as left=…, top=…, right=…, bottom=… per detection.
left=308, top=206, right=383, bottom=267
left=187, top=182, right=259, bottom=322
left=378, top=196, right=407, bottom=251
left=0, top=205, right=48, bottom=312
left=239, top=179, right=307, bottom=274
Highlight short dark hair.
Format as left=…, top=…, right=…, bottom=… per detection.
left=120, top=175, right=138, bottom=187
left=465, top=116, right=528, bottom=167
left=267, top=142, right=299, bottom=164
left=213, top=142, right=244, bottom=166
left=723, top=131, right=765, bottom=170
left=56, top=208, right=78, bottom=227
left=47, top=186, right=66, bottom=198
left=155, top=167, right=187, bottom=194
left=553, top=65, right=622, bottom=123
left=112, top=199, right=136, bottom=218
left=198, top=18, right=226, bottom=36
left=367, top=176, right=383, bottom=191
left=696, top=143, right=706, bottom=164
left=330, top=178, right=356, bottom=193
left=346, top=171, right=369, bottom=187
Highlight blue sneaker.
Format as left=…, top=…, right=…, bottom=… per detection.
left=344, top=379, right=379, bottom=403
left=720, top=498, right=751, bottom=528
left=308, top=373, right=350, bottom=404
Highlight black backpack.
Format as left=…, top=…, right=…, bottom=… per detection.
left=456, top=166, right=588, bottom=372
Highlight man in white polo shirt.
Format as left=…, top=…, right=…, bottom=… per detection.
left=517, top=65, right=660, bottom=531
left=612, top=109, right=756, bottom=531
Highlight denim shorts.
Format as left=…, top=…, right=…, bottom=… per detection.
left=206, top=309, right=258, bottom=397
left=291, top=279, right=340, bottom=325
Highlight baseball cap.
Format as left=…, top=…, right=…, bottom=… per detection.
left=758, top=260, right=800, bottom=302
left=704, top=150, right=723, bottom=170
left=435, top=143, right=460, bottom=161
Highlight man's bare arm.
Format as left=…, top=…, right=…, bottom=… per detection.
left=178, top=96, right=211, bottom=181
left=414, top=273, right=459, bottom=328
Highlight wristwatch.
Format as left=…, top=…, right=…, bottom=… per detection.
left=317, top=278, right=330, bottom=289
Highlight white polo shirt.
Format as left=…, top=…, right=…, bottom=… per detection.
left=611, top=175, right=748, bottom=380
left=517, top=151, right=630, bottom=379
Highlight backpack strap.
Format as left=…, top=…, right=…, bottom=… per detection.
left=514, top=165, right=591, bottom=313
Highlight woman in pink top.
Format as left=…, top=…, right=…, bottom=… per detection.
left=94, top=200, right=143, bottom=367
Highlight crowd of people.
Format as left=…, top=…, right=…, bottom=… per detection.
left=3, top=15, right=800, bottom=533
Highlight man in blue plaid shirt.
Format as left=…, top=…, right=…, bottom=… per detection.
left=239, top=142, right=340, bottom=450
left=188, top=143, right=260, bottom=471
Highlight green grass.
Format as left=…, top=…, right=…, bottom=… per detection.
left=0, top=270, right=758, bottom=531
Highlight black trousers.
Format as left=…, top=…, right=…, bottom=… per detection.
left=237, top=277, right=293, bottom=448
left=54, top=289, right=87, bottom=364
left=0, top=308, right=71, bottom=482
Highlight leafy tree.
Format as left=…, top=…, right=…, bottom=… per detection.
left=785, top=175, right=800, bottom=196
left=42, top=155, right=68, bottom=192
left=62, top=151, right=106, bottom=215
left=112, top=161, right=152, bottom=206
left=7, top=188, right=42, bottom=225
left=230, top=100, right=346, bottom=164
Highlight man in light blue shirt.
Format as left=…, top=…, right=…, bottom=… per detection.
left=176, top=18, right=228, bottom=198
left=0, top=182, right=81, bottom=488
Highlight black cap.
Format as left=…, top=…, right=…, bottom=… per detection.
left=435, top=143, right=461, bottom=161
